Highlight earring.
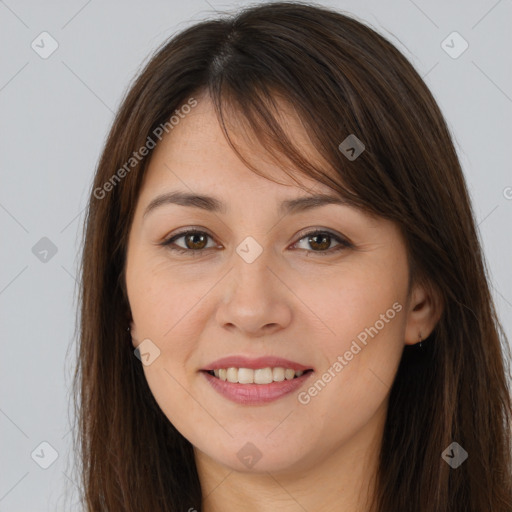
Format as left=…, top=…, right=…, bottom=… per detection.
left=418, top=332, right=423, bottom=349
left=127, top=326, right=130, bottom=332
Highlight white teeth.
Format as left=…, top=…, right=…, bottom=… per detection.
left=210, top=366, right=308, bottom=384
left=284, top=369, right=295, bottom=380
left=226, top=367, right=238, bottom=383
left=272, top=367, right=285, bottom=381
left=254, top=367, right=273, bottom=384
left=238, top=368, right=254, bottom=384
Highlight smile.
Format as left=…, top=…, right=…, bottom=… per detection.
left=206, top=367, right=311, bottom=384
left=201, top=368, right=314, bottom=405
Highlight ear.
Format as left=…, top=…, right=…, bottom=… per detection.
left=128, top=319, right=139, bottom=349
left=404, top=279, right=443, bottom=346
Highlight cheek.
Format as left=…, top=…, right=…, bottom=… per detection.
left=310, top=311, right=405, bottom=410
left=294, top=259, right=407, bottom=346
left=293, top=265, right=407, bottom=409
left=127, top=251, right=210, bottom=339
left=126, top=265, right=210, bottom=413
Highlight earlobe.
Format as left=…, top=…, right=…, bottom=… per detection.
left=128, top=322, right=138, bottom=348
left=404, top=282, right=443, bottom=346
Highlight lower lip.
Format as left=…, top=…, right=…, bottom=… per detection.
left=201, top=370, right=313, bottom=405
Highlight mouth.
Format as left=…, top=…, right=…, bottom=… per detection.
left=200, top=367, right=314, bottom=405
left=202, top=367, right=314, bottom=384
left=200, top=356, right=314, bottom=404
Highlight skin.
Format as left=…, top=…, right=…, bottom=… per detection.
left=125, top=92, right=442, bottom=512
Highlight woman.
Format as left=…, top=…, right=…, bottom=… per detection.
left=73, top=2, right=512, bottom=510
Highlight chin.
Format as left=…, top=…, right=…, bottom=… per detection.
left=204, top=439, right=310, bottom=474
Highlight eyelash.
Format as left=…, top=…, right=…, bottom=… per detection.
left=160, top=228, right=353, bottom=256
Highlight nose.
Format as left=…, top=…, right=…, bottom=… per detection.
left=214, top=248, right=293, bottom=338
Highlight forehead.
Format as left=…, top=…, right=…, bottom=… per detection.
left=140, top=92, right=336, bottom=197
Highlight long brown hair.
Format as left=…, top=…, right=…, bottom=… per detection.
left=72, top=2, right=512, bottom=510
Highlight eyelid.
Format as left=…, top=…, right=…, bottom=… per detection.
left=293, top=227, right=350, bottom=244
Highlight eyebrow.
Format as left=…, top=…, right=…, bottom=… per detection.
left=143, top=190, right=346, bottom=218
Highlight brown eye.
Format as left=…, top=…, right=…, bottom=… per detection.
left=293, top=230, right=352, bottom=255
left=307, top=233, right=332, bottom=251
left=182, top=232, right=208, bottom=250
left=162, top=229, right=216, bottom=254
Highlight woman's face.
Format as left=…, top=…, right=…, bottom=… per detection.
left=125, top=94, right=417, bottom=475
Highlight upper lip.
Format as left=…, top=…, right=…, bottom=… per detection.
left=201, top=356, right=313, bottom=372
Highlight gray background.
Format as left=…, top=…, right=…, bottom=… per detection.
left=1, top=0, right=511, bottom=510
